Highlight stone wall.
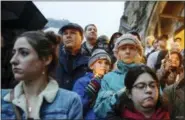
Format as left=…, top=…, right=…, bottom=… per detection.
left=119, top=1, right=156, bottom=40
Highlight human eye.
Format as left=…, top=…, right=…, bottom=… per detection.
left=129, top=45, right=136, bottom=50
left=135, top=83, right=145, bottom=89
left=120, top=46, right=126, bottom=51
left=63, top=31, right=68, bottom=35
left=12, top=49, right=16, bottom=56
left=105, top=61, right=110, bottom=65
left=98, top=60, right=102, bottom=64
left=71, top=31, right=76, bottom=34
left=19, top=49, right=29, bottom=57
left=149, top=82, right=158, bottom=88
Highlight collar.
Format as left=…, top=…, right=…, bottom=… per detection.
left=117, top=60, right=137, bottom=73
left=4, top=77, right=59, bottom=103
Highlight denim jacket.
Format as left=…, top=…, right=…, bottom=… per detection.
left=1, top=79, right=83, bottom=120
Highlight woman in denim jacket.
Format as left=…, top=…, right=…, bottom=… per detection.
left=1, top=31, right=83, bottom=119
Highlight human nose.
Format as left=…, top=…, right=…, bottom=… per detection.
left=125, top=47, right=130, bottom=53
left=145, top=85, right=153, bottom=94
left=10, top=53, right=19, bottom=65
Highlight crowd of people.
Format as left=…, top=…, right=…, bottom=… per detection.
left=1, top=22, right=184, bottom=120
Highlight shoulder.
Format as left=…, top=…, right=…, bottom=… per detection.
left=102, top=71, right=123, bottom=82
left=163, top=83, right=177, bottom=97
left=77, top=73, right=92, bottom=82
left=1, top=89, right=12, bottom=104
left=57, top=88, right=80, bottom=100
left=1, top=89, right=11, bottom=98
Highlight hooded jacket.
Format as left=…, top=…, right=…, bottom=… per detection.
left=73, top=72, right=97, bottom=120
left=93, top=61, right=138, bottom=118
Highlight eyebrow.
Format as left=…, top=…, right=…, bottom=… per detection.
left=134, top=81, right=156, bottom=85
left=13, top=47, right=30, bottom=51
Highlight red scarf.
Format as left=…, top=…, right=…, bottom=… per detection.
left=122, top=107, right=170, bottom=120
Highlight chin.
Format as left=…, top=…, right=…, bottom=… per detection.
left=142, top=103, right=155, bottom=108
left=122, top=59, right=133, bottom=64
left=14, top=75, right=24, bottom=81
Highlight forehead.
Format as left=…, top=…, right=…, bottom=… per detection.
left=95, top=59, right=110, bottom=64
left=14, top=37, right=33, bottom=50
left=134, top=72, right=155, bottom=84
left=86, top=25, right=97, bottom=30
left=119, top=44, right=136, bottom=48
left=171, top=53, right=179, bottom=58
left=63, top=28, right=80, bottom=33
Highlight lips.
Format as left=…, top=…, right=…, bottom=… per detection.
left=144, top=97, right=153, bottom=101
left=12, top=68, right=22, bottom=73
left=65, top=40, right=73, bottom=44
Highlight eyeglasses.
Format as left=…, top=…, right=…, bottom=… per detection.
left=132, top=82, right=158, bottom=91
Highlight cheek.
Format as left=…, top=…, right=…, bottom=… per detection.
left=117, top=51, right=125, bottom=59
left=23, top=58, right=43, bottom=74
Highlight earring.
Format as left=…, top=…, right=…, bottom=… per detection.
left=42, top=71, right=45, bottom=75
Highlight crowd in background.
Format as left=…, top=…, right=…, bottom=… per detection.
left=1, top=22, right=184, bottom=120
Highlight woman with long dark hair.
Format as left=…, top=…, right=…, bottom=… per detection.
left=1, top=31, right=82, bottom=119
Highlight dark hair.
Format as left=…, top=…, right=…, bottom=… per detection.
left=17, top=31, right=60, bottom=75
left=157, top=34, right=168, bottom=41
left=97, top=35, right=109, bottom=43
left=125, top=65, right=159, bottom=91
left=84, top=24, right=97, bottom=31
left=166, top=50, right=183, bottom=67
left=109, top=32, right=122, bottom=51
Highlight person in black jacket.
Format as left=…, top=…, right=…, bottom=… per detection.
left=56, top=22, right=89, bottom=90
left=81, top=24, right=98, bottom=56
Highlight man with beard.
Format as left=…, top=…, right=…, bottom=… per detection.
left=81, top=24, right=98, bottom=56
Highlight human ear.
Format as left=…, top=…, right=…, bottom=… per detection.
left=43, top=55, right=52, bottom=66
left=90, top=64, right=94, bottom=70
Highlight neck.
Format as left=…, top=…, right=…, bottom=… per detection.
left=137, top=107, right=155, bottom=118
left=23, top=75, right=48, bottom=97
left=66, top=48, right=80, bottom=56
left=86, top=39, right=96, bottom=47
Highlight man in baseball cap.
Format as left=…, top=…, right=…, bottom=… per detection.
left=56, top=22, right=89, bottom=90
left=58, top=22, right=83, bottom=38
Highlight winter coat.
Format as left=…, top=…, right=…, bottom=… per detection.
left=106, top=92, right=170, bottom=120
left=163, top=79, right=185, bottom=120
left=81, top=41, right=93, bottom=57
left=56, top=45, right=89, bottom=90
left=73, top=72, right=97, bottom=120
left=1, top=79, right=83, bottom=120
left=93, top=61, right=138, bottom=118
left=157, top=64, right=184, bottom=90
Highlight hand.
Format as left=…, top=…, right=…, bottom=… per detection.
left=164, top=59, right=172, bottom=72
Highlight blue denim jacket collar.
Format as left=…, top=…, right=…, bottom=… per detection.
left=4, top=77, right=59, bottom=103
left=3, top=78, right=59, bottom=119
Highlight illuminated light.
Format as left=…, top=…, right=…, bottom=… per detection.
left=167, top=37, right=173, bottom=58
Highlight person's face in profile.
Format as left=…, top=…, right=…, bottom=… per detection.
left=10, top=37, right=46, bottom=81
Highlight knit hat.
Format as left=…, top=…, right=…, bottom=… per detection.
left=113, top=33, right=143, bottom=57
left=88, top=49, right=111, bottom=68
left=58, top=22, right=83, bottom=37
